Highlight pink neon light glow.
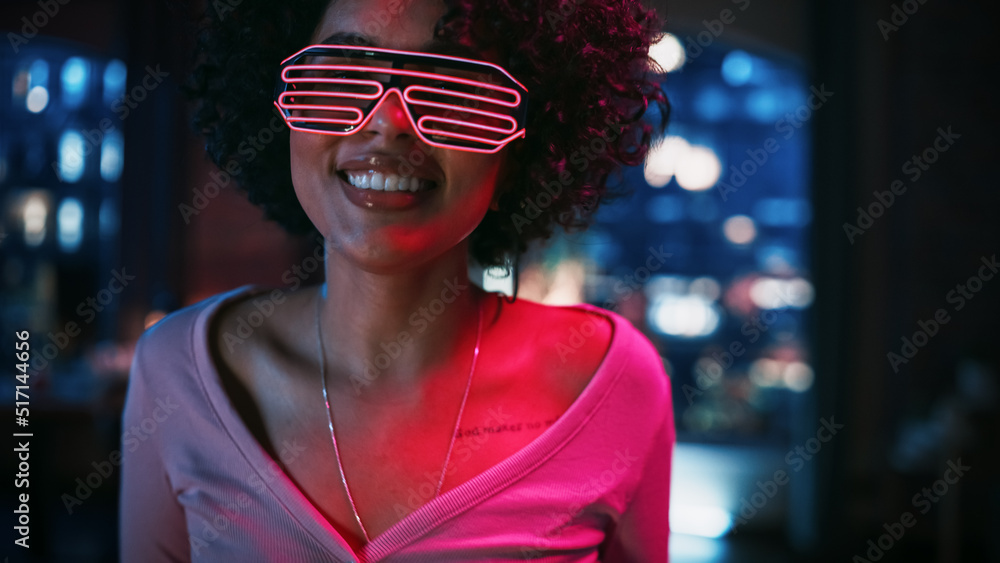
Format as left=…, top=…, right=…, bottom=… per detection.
left=276, top=44, right=527, bottom=153
left=403, top=86, right=519, bottom=109
left=279, top=77, right=385, bottom=99
left=405, top=98, right=519, bottom=128
left=281, top=64, right=522, bottom=106
left=418, top=117, right=517, bottom=136
left=279, top=44, right=528, bottom=91
left=274, top=90, right=525, bottom=154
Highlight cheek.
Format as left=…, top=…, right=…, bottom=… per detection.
left=288, top=132, right=338, bottom=231
left=289, top=132, right=323, bottom=183
left=289, top=138, right=313, bottom=210
left=446, top=156, right=505, bottom=243
left=453, top=154, right=504, bottom=205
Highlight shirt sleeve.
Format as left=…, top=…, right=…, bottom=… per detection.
left=600, top=389, right=675, bottom=562
left=119, top=335, right=191, bottom=563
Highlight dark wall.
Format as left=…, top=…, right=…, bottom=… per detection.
left=831, top=0, right=999, bottom=561
left=662, top=0, right=997, bottom=559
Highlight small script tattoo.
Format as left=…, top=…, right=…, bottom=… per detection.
left=456, top=419, right=555, bottom=439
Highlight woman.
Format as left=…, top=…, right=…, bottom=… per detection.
left=120, top=0, right=674, bottom=561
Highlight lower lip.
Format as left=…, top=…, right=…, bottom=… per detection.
left=337, top=173, right=435, bottom=211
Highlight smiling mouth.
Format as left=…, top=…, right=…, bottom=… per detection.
left=339, top=170, right=438, bottom=193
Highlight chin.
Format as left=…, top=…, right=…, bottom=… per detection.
left=327, top=233, right=469, bottom=277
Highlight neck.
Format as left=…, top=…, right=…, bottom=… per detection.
left=317, top=241, right=487, bottom=397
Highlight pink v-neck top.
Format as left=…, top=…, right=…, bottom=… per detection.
left=120, top=285, right=675, bottom=562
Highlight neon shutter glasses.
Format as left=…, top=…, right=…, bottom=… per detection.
left=274, top=44, right=529, bottom=154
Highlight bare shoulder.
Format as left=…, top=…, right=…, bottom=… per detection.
left=207, top=286, right=321, bottom=455
left=506, top=296, right=614, bottom=346
left=209, top=286, right=317, bottom=387
left=493, top=297, right=614, bottom=398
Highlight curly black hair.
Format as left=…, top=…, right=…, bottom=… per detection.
left=188, top=0, right=669, bottom=268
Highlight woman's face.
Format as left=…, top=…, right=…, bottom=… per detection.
left=291, top=0, right=506, bottom=274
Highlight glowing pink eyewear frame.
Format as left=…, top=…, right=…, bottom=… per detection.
left=274, top=44, right=529, bottom=153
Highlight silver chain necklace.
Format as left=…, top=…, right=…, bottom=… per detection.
left=315, top=289, right=483, bottom=543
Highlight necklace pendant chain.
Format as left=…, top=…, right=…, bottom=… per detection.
left=316, top=289, right=484, bottom=544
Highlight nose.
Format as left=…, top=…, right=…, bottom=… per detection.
left=361, top=89, right=416, bottom=144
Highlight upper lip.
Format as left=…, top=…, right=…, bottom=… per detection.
left=336, top=153, right=445, bottom=185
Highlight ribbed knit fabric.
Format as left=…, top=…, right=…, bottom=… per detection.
left=120, top=285, right=674, bottom=562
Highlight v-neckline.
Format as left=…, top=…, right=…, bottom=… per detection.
left=190, top=284, right=629, bottom=562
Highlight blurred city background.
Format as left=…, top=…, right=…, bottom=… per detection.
left=1, top=0, right=998, bottom=561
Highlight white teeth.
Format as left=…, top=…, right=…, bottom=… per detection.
left=384, top=174, right=399, bottom=192
left=345, top=171, right=431, bottom=192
